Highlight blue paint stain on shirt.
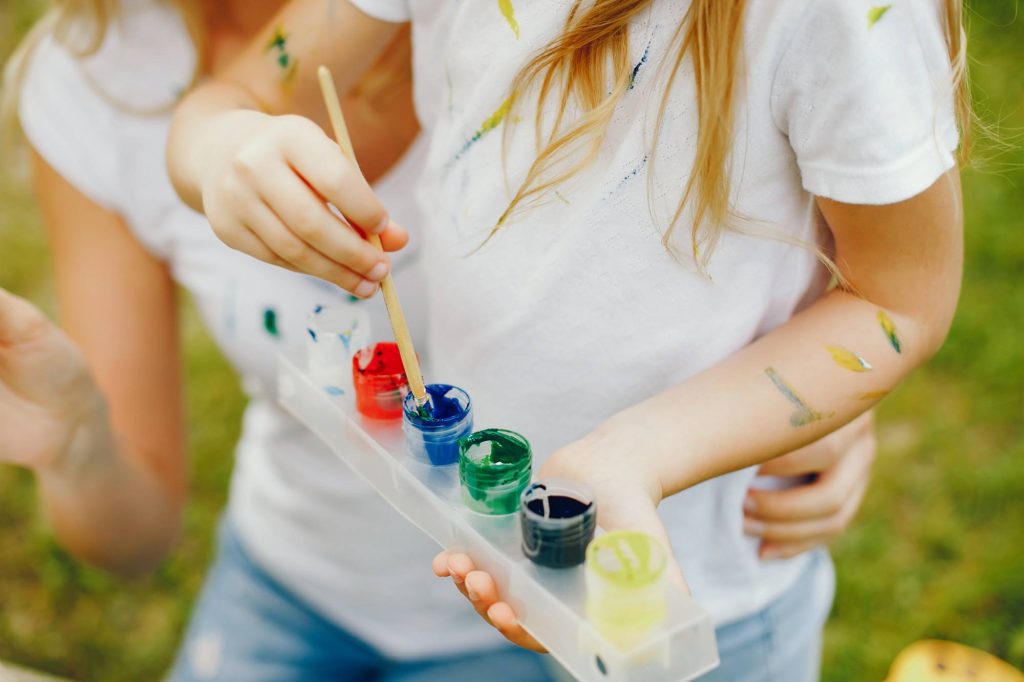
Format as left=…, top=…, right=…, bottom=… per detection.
left=629, top=41, right=651, bottom=90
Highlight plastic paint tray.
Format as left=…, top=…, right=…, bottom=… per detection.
left=277, top=354, right=719, bottom=681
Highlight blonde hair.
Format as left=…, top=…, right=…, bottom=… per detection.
left=494, top=0, right=971, bottom=269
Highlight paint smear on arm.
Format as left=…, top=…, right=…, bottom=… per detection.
left=867, top=4, right=892, bottom=28
left=765, top=367, right=833, bottom=427
left=498, top=0, right=520, bottom=39
left=877, top=310, right=903, bottom=353
left=825, top=345, right=873, bottom=372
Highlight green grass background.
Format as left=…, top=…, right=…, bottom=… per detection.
left=1, top=2, right=1021, bottom=680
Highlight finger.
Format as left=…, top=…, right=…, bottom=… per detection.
left=432, top=551, right=452, bottom=578
left=745, top=475, right=868, bottom=543
left=242, top=201, right=380, bottom=298
left=379, top=222, right=409, bottom=252
left=759, top=539, right=825, bottom=561
left=747, top=431, right=874, bottom=521
left=282, top=128, right=389, bottom=235
left=464, top=570, right=502, bottom=621
left=486, top=602, right=548, bottom=653
left=445, top=552, right=476, bottom=600
left=254, top=165, right=390, bottom=280
left=0, top=288, right=48, bottom=346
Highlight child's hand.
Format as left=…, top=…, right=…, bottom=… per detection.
left=433, top=433, right=685, bottom=652
left=198, top=111, right=408, bottom=298
left=0, top=288, right=99, bottom=472
left=743, top=410, right=875, bottom=559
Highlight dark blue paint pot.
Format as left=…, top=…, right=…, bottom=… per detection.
left=520, top=478, right=597, bottom=569
left=402, top=384, right=473, bottom=466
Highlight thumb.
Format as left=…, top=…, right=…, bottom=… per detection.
left=0, top=288, right=49, bottom=346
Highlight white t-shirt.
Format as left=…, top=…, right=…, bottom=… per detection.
left=350, top=0, right=958, bottom=625
left=18, top=0, right=502, bottom=660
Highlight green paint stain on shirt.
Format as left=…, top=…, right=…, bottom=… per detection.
left=497, top=0, right=520, bottom=39
left=263, top=308, right=280, bottom=337
left=867, top=4, right=893, bottom=28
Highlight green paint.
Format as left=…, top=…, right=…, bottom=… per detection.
left=263, top=307, right=280, bottom=337
left=765, top=367, right=832, bottom=427
left=877, top=310, right=903, bottom=353
left=458, top=429, right=532, bottom=515
left=826, top=345, right=873, bottom=372
left=867, top=4, right=892, bottom=28
left=497, top=0, right=520, bottom=39
left=264, top=26, right=298, bottom=83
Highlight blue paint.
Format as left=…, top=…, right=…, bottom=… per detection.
left=629, top=41, right=651, bottom=90
left=402, top=384, right=473, bottom=466
left=324, top=386, right=345, bottom=396
left=307, top=328, right=317, bottom=342
left=313, top=304, right=324, bottom=314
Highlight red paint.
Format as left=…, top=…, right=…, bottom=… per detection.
left=353, top=342, right=409, bottom=419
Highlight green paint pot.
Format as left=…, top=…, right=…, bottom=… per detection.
left=585, top=530, right=669, bottom=647
left=458, top=429, right=533, bottom=516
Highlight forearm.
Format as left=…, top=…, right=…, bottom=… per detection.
left=35, top=392, right=183, bottom=577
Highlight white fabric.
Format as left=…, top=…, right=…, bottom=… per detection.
left=19, top=1, right=500, bottom=660
left=350, top=0, right=958, bottom=626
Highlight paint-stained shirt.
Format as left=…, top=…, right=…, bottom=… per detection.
left=18, top=0, right=505, bottom=660
left=350, top=0, right=959, bottom=626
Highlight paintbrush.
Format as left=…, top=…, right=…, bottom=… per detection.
left=317, top=65, right=430, bottom=414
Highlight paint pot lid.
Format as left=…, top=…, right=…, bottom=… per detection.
left=586, top=530, right=667, bottom=588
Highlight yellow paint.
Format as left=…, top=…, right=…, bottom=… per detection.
left=826, top=345, right=873, bottom=372
left=885, top=640, right=1023, bottom=682
left=867, top=4, right=893, bottom=28
left=497, top=0, right=520, bottom=39
left=480, top=96, right=513, bottom=135
left=856, top=390, right=890, bottom=401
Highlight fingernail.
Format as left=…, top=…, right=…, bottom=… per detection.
left=354, top=280, right=378, bottom=299
left=451, top=574, right=464, bottom=586
left=743, top=519, right=764, bottom=536
left=366, top=261, right=389, bottom=282
left=466, top=583, right=479, bottom=602
left=370, top=214, right=390, bottom=234
left=743, top=495, right=757, bottom=513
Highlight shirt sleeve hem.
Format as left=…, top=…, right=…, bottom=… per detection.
left=798, top=124, right=959, bottom=205
left=348, top=0, right=410, bottom=23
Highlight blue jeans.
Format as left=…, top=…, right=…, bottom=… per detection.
left=171, top=520, right=832, bottom=681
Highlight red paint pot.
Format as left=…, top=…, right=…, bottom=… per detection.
left=352, top=342, right=410, bottom=419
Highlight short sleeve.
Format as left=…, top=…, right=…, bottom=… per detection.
left=771, top=0, right=959, bottom=205
left=18, top=34, right=123, bottom=213
left=348, top=0, right=410, bottom=23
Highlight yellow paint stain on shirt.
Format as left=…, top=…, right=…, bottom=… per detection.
left=498, top=0, right=520, bottom=39
left=867, top=4, right=893, bottom=28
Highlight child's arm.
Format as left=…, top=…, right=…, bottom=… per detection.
left=436, top=170, right=962, bottom=651
left=167, top=0, right=406, bottom=298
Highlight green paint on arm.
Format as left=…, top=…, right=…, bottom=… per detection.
left=265, top=26, right=298, bottom=84
left=867, top=4, right=893, bottom=28
left=825, top=345, right=873, bottom=372
left=877, top=310, right=903, bottom=353
left=497, top=0, right=520, bottom=39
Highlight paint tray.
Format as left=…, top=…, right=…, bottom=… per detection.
left=278, top=354, right=719, bottom=681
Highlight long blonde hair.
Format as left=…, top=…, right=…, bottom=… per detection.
left=495, top=0, right=971, bottom=268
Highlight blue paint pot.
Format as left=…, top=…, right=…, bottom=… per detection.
left=402, top=384, right=473, bottom=466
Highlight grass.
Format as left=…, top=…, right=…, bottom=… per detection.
left=1, top=1, right=1022, bottom=680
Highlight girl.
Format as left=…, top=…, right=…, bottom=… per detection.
left=5, top=0, right=877, bottom=680
left=165, top=0, right=965, bottom=679
left=167, top=0, right=965, bottom=678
